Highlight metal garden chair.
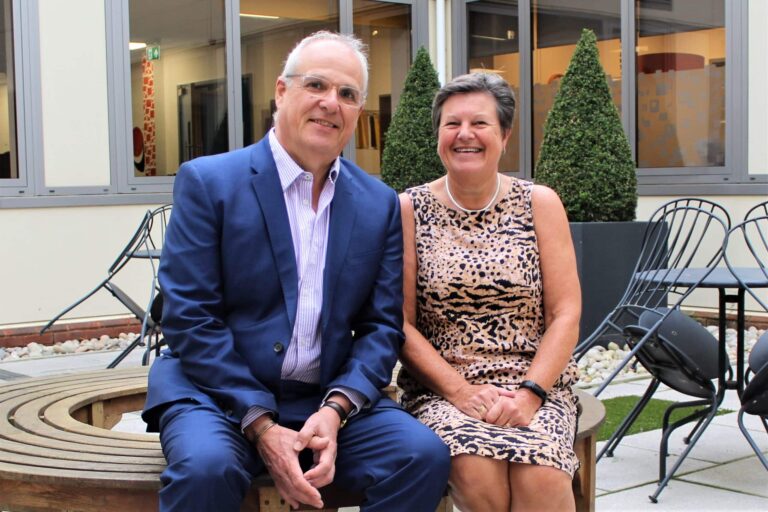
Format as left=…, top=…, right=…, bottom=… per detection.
left=40, top=204, right=172, bottom=368
left=723, top=215, right=768, bottom=470
left=574, top=198, right=730, bottom=397
left=604, top=307, right=725, bottom=502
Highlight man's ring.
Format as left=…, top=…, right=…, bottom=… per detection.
left=477, top=405, right=487, bottom=416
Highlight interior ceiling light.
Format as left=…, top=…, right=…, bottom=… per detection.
left=471, top=34, right=506, bottom=42
left=129, top=42, right=147, bottom=51
left=239, top=13, right=280, bottom=19
left=469, top=67, right=505, bottom=75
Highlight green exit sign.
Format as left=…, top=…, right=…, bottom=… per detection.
left=146, top=46, right=160, bottom=60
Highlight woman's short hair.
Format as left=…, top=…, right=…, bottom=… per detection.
left=432, top=72, right=516, bottom=135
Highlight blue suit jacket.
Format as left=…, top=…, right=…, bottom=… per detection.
left=142, top=136, right=404, bottom=430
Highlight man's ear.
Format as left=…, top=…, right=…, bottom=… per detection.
left=275, top=77, right=288, bottom=107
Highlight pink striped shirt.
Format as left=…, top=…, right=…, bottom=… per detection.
left=241, top=130, right=363, bottom=430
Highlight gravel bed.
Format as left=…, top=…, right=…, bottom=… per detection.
left=1, top=326, right=764, bottom=388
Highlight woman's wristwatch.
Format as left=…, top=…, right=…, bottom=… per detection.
left=519, top=380, right=548, bottom=404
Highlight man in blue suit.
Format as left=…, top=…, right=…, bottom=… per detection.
left=142, top=31, right=450, bottom=511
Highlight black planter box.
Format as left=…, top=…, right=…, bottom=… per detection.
left=570, top=221, right=650, bottom=344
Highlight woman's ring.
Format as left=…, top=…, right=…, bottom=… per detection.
left=477, top=405, right=487, bottom=416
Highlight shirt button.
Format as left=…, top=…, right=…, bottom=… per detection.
left=304, top=174, right=312, bottom=181
left=302, top=199, right=309, bottom=205
left=273, top=342, right=284, bottom=353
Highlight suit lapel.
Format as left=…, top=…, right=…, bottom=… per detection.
left=250, top=139, right=299, bottom=328
left=321, top=167, right=357, bottom=330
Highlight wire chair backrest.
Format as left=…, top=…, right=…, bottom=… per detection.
left=745, top=200, right=768, bottom=221
left=106, top=209, right=153, bottom=275
left=146, top=204, right=172, bottom=255
left=723, top=215, right=768, bottom=313
left=575, top=198, right=729, bottom=358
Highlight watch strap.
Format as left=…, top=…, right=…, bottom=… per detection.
left=519, top=380, right=547, bottom=404
left=321, top=400, right=349, bottom=427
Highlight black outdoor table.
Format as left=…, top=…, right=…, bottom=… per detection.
left=636, top=267, right=768, bottom=395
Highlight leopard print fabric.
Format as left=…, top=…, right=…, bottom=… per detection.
left=398, top=177, right=580, bottom=477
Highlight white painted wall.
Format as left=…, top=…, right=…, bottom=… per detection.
left=38, top=0, right=111, bottom=188
left=0, top=204, right=162, bottom=326
left=748, top=0, right=768, bottom=175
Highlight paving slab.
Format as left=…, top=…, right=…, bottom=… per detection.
left=680, top=457, right=768, bottom=499
left=596, top=479, right=768, bottom=511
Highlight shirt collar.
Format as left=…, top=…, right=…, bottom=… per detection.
left=268, top=129, right=340, bottom=192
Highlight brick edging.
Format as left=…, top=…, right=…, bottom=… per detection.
left=0, top=318, right=142, bottom=349
left=0, top=311, right=764, bottom=350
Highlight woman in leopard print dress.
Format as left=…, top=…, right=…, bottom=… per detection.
left=398, top=73, right=581, bottom=512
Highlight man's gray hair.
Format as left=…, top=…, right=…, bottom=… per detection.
left=281, top=31, right=369, bottom=94
left=432, top=72, right=516, bottom=135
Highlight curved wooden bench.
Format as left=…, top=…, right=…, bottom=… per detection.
left=0, top=367, right=603, bottom=512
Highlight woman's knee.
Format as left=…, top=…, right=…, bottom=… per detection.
left=449, top=455, right=510, bottom=512
left=508, top=464, right=574, bottom=511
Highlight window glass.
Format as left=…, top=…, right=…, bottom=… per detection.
left=239, top=1, right=339, bottom=147
left=353, top=0, right=411, bottom=175
left=531, top=0, right=622, bottom=168
left=636, top=0, right=725, bottom=168
left=467, top=1, right=520, bottom=173
left=0, top=0, right=16, bottom=180
left=129, top=0, right=227, bottom=177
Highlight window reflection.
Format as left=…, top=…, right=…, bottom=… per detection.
left=636, top=0, right=725, bottom=168
left=0, top=0, right=16, bottom=180
left=353, top=0, right=411, bottom=175
left=240, top=1, right=338, bottom=146
left=532, top=0, right=622, bottom=169
left=129, top=0, right=227, bottom=177
left=467, top=1, right=520, bottom=173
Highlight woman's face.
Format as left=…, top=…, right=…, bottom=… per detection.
left=437, top=91, right=510, bottom=177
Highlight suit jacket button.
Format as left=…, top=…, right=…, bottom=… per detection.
left=273, top=342, right=284, bottom=353
left=225, top=409, right=233, bottom=417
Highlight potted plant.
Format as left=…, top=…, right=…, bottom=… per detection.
left=381, top=47, right=442, bottom=192
left=536, top=29, right=645, bottom=340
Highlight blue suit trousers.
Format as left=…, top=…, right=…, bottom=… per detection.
left=157, top=390, right=450, bottom=511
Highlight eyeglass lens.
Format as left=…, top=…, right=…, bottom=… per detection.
left=297, top=75, right=362, bottom=107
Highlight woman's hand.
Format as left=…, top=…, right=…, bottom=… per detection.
left=484, top=389, right=542, bottom=427
left=447, top=383, right=502, bottom=420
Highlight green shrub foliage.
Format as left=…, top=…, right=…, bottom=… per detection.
left=380, top=47, right=443, bottom=192
left=535, top=29, right=637, bottom=222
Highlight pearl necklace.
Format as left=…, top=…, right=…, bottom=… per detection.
left=445, top=174, right=501, bottom=214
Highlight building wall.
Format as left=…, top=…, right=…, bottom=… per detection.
left=0, top=204, right=162, bottom=326
left=1, top=0, right=766, bottom=331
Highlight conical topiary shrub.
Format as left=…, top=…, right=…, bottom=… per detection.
left=381, top=47, right=442, bottom=192
left=535, top=29, right=637, bottom=222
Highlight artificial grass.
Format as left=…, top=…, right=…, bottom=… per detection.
left=597, top=395, right=734, bottom=442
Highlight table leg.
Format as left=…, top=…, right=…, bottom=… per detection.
left=736, top=288, right=746, bottom=396
left=718, top=289, right=728, bottom=391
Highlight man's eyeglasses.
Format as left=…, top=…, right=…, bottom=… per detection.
left=284, top=74, right=364, bottom=108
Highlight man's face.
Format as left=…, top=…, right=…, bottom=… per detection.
left=274, top=40, right=365, bottom=174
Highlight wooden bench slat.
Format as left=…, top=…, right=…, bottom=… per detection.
left=0, top=460, right=162, bottom=487
left=0, top=436, right=165, bottom=465
left=0, top=450, right=166, bottom=473
left=47, top=384, right=150, bottom=435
